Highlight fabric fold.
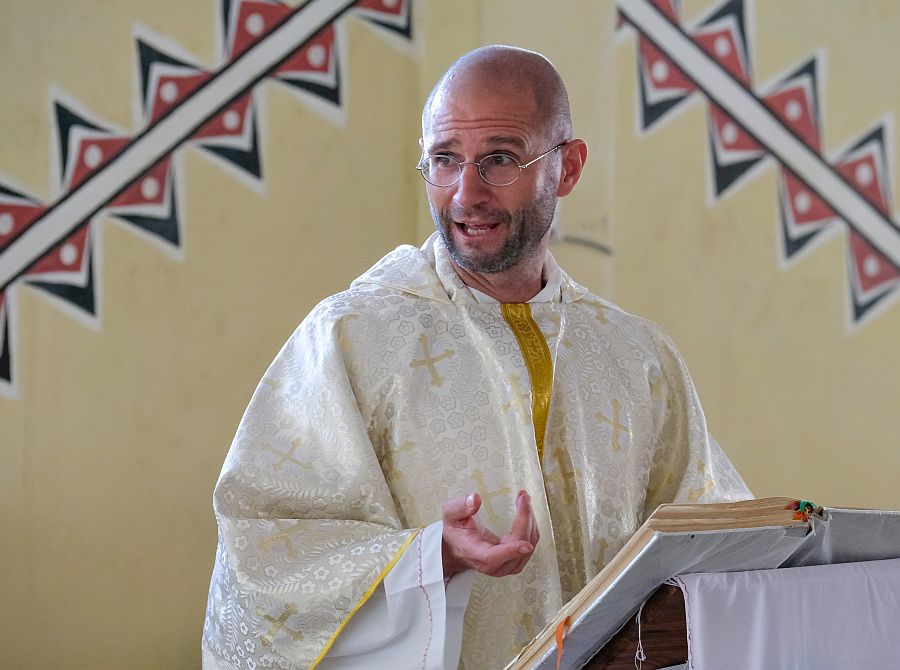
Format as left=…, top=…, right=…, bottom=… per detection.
left=673, top=557, right=900, bottom=669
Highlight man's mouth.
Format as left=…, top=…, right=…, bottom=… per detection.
left=457, top=222, right=500, bottom=237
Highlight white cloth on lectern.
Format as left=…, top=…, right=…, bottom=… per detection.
left=674, top=557, right=900, bottom=670
left=318, top=521, right=476, bottom=669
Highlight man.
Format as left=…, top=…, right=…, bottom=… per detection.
left=203, top=46, right=750, bottom=670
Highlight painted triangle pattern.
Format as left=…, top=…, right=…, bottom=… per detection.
left=0, top=0, right=414, bottom=395
left=618, top=0, right=900, bottom=327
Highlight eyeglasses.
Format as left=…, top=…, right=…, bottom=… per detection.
left=416, top=142, right=568, bottom=187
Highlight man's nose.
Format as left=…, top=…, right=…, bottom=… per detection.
left=452, top=162, right=491, bottom=209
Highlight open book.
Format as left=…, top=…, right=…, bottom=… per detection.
left=505, top=497, right=900, bottom=670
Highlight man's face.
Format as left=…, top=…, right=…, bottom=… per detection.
left=421, top=79, right=560, bottom=275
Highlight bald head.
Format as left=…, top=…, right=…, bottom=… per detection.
left=422, top=45, right=572, bottom=143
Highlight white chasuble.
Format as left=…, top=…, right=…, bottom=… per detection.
left=202, top=233, right=750, bottom=670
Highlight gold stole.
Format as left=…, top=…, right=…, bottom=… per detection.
left=500, top=303, right=553, bottom=464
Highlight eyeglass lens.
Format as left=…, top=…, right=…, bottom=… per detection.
left=421, top=155, right=520, bottom=187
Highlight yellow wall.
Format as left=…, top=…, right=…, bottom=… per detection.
left=611, top=0, right=900, bottom=508
left=0, top=2, right=419, bottom=666
left=1, top=1, right=898, bottom=667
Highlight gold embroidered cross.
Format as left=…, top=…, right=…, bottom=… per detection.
left=262, top=439, right=307, bottom=471
left=596, top=399, right=631, bottom=452
left=517, top=611, right=535, bottom=641
left=259, top=519, right=301, bottom=558
left=591, top=538, right=611, bottom=574
left=261, top=376, right=283, bottom=392
left=646, top=471, right=674, bottom=505
left=410, top=334, right=455, bottom=386
left=557, top=517, right=582, bottom=558
left=377, top=431, right=415, bottom=477
left=471, top=469, right=511, bottom=525
left=689, top=478, right=717, bottom=502
left=518, top=611, right=534, bottom=630
left=339, top=314, right=359, bottom=353
left=501, top=374, right=529, bottom=416
left=689, top=463, right=717, bottom=502
left=544, top=448, right=578, bottom=506
left=257, top=603, right=303, bottom=647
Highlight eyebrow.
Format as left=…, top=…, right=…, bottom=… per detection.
left=484, top=135, right=528, bottom=151
left=426, top=135, right=529, bottom=155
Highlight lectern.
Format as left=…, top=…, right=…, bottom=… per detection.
left=506, top=500, right=900, bottom=670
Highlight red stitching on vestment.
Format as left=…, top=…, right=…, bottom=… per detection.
left=417, top=532, right=434, bottom=669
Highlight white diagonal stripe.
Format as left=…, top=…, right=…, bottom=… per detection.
left=0, top=0, right=358, bottom=290
left=618, top=0, right=900, bottom=268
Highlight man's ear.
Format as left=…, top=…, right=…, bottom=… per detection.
left=556, top=139, right=588, bottom=197
left=419, top=137, right=425, bottom=150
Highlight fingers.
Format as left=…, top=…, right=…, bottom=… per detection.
left=508, top=490, right=534, bottom=541
left=495, top=537, right=535, bottom=577
left=441, top=489, right=540, bottom=578
left=506, top=490, right=539, bottom=554
left=505, top=490, right=539, bottom=576
left=464, top=538, right=534, bottom=577
left=479, top=525, right=502, bottom=544
left=482, top=492, right=537, bottom=576
left=443, top=526, right=526, bottom=577
left=442, top=492, right=480, bottom=524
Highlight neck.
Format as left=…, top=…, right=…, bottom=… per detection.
left=449, top=252, right=546, bottom=303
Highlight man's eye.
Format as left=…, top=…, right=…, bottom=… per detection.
left=431, top=155, right=454, bottom=168
left=483, top=154, right=517, bottom=167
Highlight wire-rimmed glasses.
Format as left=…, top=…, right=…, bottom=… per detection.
left=416, top=142, right=568, bottom=187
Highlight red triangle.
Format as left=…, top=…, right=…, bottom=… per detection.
left=26, top=225, right=90, bottom=277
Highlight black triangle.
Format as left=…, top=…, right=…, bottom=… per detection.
left=28, top=242, right=97, bottom=316
left=136, top=38, right=198, bottom=113
left=844, top=124, right=883, bottom=156
left=359, top=0, right=413, bottom=40
left=838, top=124, right=897, bottom=225
left=0, top=182, right=39, bottom=203
left=851, top=281, right=893, bottom=322
left=700, top=0, right=750, bottom=78
left=221, top=0, right=236, bottom=54
left=638, top=64, right=690, bottom=131
left=54, top=102, right=107, bottom=184
left=277, top=49, right=342, bottom=106
left=198, top=114, right=262, bottom=180
left=712, top=154, right=761, bottom=196
left=775, top=57, right=820, bottom=134
left=115, top=176, right=181, bottom=247
left=778, top=197, right=822, bottom=259
left=708, top=121, right=763, bottom=196
left=0, top=305, right=10, bottom=384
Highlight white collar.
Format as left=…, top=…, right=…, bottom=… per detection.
left=467, top=252, right=563, bottom=304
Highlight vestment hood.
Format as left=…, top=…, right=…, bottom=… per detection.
left=351, top=232, right=590, bottom=304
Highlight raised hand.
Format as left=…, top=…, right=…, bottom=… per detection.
left=441, top=489, right=540, bottom=579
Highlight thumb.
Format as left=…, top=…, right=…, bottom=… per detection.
left=442, top=493, right=480, bottom=523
